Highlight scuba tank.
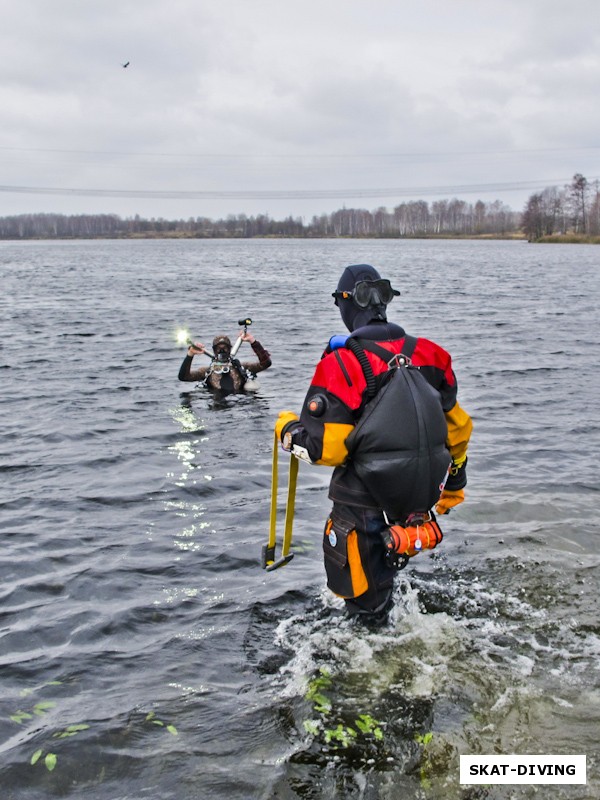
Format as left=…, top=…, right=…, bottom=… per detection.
left=230, top=317, right=252, bottom=357
left=230, top=334, right=244, bottom=357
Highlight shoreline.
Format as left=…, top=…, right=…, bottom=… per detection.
left=1, top=232, right=599, bottom=243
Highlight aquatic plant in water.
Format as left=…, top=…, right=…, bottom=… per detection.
left=30, top=750, right=57, bottom=771
left=145, top=711, right=178, bottom=736
left=303, top=667, right=384, bottom=751
left=10, top=680, right=93, bottom=773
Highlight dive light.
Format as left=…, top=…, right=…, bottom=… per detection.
left=189, top=340, right=215, bottom=358
left=231, top=317, right=253, bottom=357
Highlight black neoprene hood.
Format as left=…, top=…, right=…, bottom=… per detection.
left=335, top=264, right=389, bottom=332
left=212, top=335, right=231, bottom=351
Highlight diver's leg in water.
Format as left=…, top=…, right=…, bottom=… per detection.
left=344, top=523, right=395, bottom=624
left=329, top=505, right=396, bottom=624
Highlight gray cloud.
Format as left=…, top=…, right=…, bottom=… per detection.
left=0, top=0, right=598, bottom=219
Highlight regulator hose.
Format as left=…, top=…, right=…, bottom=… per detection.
left=346, top=338, right=378, bottom=400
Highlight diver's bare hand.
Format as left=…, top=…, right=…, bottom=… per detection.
left=188, top=342, right=205, bottom=356
left=240, top=331, right=255, bottom=344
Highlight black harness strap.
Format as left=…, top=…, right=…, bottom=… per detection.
left=401, top=334, right=418, bottom=359
left=333, top=349, right=353, bottom=386
left=334, top=334, right=420, bottom=402
left=356, top=334, right=417, bottom=363
left=348, top=335, right=418, bottom=401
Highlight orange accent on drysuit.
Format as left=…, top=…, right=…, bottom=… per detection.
left=347, top=530, right=369, bottom=597
left=324, top=519, right=369, bottom=599
left=444, top=401, right=473, bottom=462
left=316, top=422, right=354, bottom=466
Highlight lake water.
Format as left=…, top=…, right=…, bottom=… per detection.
left=0, top=237, right=599, bottom=799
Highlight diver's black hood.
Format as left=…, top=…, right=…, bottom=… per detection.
left=335, top=264, right=388, bottom=332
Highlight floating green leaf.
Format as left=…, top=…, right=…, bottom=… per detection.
left=303, top=720, right=320, bottom=736
left=30, top=749, right=43, bottom=766
left=311, top=693, right=331, bottom=714
left=33, top=702, right=57, bottom=716
left=146, top=712, right=178, bottom=733
left=306, top=669, right=331, bottom=696
left=354, top=713, right=384, bottom=740
left=44, top=753, right=57, bottom=772
left=53, top=723, right=90, bottom=739
left=355, top=714, right=375, bottom=733
left=415, top=731, right=433, bottom=745
left=67, top=724, right=89, bottom=733
left=10, top=711, right=33, bottom=724
left=304, top=668, right=335, bottom=716
left=324, top=724, right=357, bottom=747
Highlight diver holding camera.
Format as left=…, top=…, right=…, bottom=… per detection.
left=178, top=318, right=272, bottom=393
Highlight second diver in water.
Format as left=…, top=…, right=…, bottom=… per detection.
left=178, top=329, right=272, bottom=393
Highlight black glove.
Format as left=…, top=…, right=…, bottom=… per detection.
left=445, top=456, right=467, bottom=491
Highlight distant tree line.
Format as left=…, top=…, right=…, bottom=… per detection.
left=0, top=177, right=597, bottom=241
left=522, top=173, right=600, bottom=241
left=0, top=197, right=519, bottom=240
left=310, top=198, right=517, bottom=237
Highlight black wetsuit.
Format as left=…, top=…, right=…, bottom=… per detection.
left=178, top=340, right=271, bottom=392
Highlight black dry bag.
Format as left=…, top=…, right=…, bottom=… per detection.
left=344, top=338, right=450, bottom=523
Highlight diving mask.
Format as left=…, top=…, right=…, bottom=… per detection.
left=215, top=348, right=231, bottom=363
left=212, top=335, right=232, bottom=363
left=332, top=278, right=400, bottom=308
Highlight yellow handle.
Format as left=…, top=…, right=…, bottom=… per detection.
left=262, top=429, right=298, bottom=571
left=281, top=453, right=298, bottom=558
left=267, top=431, right=278, bottom=551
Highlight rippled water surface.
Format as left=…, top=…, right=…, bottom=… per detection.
left=1, top=238, right=599, bottom=799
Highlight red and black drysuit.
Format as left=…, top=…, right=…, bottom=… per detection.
left=281, top=320, right=472, bottom=617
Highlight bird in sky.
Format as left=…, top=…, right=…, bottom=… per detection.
left=122, top=61, right=130, bottom=68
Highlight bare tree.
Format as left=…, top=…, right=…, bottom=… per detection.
left=568, top=173, right=589, bottom=233
left=589, top=180, right=600, bottom=236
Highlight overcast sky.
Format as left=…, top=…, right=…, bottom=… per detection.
left=0, top=0, right=598, bottom=220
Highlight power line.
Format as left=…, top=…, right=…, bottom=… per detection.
left=0, top=177, right=590, bottom=201
left=0, top=145, right=598, bottom=160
